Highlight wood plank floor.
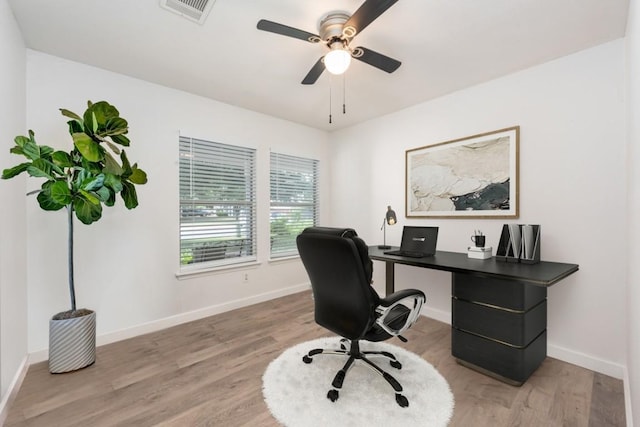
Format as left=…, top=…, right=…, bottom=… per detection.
left=5, top=291, right=626, bottom=426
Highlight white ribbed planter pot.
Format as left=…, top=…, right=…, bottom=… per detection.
left=49, top=310, right=96, bottom=374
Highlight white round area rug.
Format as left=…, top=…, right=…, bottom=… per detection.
left=262, top=337, right=454, bottom=427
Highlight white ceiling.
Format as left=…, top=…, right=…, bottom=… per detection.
left=8, top=0, right=630, bottom=131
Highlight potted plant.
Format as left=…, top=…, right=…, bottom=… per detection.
left=1, top=100, right=147, bottom=373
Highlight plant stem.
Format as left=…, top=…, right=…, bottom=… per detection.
left=67, top=205, right=76, bottom=311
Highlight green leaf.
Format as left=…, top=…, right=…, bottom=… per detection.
left=103, top=152, right=123, bottom=175
left=91, top=101, right=120, bottom=123
left=73, top=197, right=102, bottom=224
left=111, top=134, right=130, bottom=147
left=104, top=188, right=116, bottom=207
left=82, top=106, right=95, bottom=136
left=40, top=145, right=55, bottom=158
left=82, top=173, right=105, bottom=191
left=59, top=108, right=82, bottom=121
left=14, top=135, right=29, bottom=147
left=26, top=158, right=54, bottom=179
left=120, top=150, right=132, bottom=177
left=50, top=180, right=72, bottom=205
left=91, top=112, right=98, bottom=133
left=67, top=120, right=84, bottom=135
left=79, top=189, right=100, bottom=205
left=73, top=133, right=102, bottom=162
left=103, top=173, right=123, bottom=193
left=36, top=183, right=65, bottom=211
left=9, top=146, right=25, bottom=156
left=105, top=140, right=121, bottom=155
left=72, top=168, right=88, bottom=192
left=81, top=157, right=102, bottom=175
left=22, top=140, right=40, bottom=160
left=1, top=163, right=30, bottom=179
left=104, top=117, right=128, bottom=135
left=52, top=151, right=73, bottom=168
left=83, top=101, right=119, bottom=137
left=121, top=181, right=138, bottom=209
left=95, top=186, right=111, bottom=202
left=48, top=160, right=64, bottom=176
left=128, top=166, right=148, bottom=185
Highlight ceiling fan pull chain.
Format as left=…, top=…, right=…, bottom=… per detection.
left=329, top=79, right=333, bottom=124
left=343, top=74, right=346, bottom=114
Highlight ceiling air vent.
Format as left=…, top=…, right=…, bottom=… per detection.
left=160, top=0, right=216, bottom=25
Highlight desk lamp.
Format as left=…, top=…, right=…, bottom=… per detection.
left=378, top=205, right=397, bottom=249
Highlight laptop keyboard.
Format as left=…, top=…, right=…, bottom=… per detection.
left=384, top=250, right=426, bottom=258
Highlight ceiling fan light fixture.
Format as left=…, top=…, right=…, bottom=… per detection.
left=324, top=42, right=351, bottom=75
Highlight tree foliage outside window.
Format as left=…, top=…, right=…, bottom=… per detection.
left=179, top=136, right=256, bottom=268
left=270, top=152, right=318, bottom=258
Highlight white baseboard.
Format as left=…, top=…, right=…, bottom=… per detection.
left=623, top=366, right=634, bottom=427
left=420, top=307, right=451, bottom=325
left=29, top=283, right=310, bottom=364
left=0, top=355, right=29, bottom=425
left=548, top=342, right=625, bottom=379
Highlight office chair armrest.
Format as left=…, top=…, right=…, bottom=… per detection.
left=378, top=289, right=425, bottom=307
left=375, top=289, right=425, bottom=337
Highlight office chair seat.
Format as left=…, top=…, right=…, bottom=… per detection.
left=296, top=227, right=426, bottom=408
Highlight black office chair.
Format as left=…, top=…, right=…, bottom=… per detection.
left=296, top=227, right=426, bottom=407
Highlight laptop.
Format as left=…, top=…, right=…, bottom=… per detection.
left=384, top=226, right=439, bottom=258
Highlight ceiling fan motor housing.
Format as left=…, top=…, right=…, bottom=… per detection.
left=319, top=12, right=353, bottom=42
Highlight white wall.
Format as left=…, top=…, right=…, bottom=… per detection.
left=626, top=0, right=639, bottom=423
left=330, top=40, right=627, bottom=378
left=24, top=51, right=329, bottom=354
left=8, top=10, right=635, bottom=421
left=0, top=0, right=28, bottom=417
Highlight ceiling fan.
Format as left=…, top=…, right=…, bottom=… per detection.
left=257, top=0, right=401, bottom=85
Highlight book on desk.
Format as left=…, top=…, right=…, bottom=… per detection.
left=467, top=246, right=492, bottom=259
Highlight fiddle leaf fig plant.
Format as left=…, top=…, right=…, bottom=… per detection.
left=1, top=101, right=147, bottom=314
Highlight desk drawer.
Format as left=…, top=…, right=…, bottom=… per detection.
left=452, top=328, right=547, bottom=384
left=452, top=273, right=547, bottom=311
left=452, top=298, right=546, bottom=347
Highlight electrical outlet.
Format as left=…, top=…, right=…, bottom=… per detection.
left=243, top=273, right=249, bottom=283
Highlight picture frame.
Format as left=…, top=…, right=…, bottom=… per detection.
left=405, top=126, right=519, bottom=218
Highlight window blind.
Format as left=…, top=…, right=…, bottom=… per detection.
left=270, top=152, right=318, bottom=258
left=179, top=136, right=256, bottom=268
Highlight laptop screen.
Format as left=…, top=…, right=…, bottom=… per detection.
left=399, top=226, right=439, bottom=255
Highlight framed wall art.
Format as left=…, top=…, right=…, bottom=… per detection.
left=406, top=126, right=519, bottom=218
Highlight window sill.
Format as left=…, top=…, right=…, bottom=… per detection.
left=176, top=260, right=261, bottom=280
left=268, top=255, right=300, bottom=264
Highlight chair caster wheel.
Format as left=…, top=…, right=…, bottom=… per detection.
left=302, top=355, right=313, bottom=364
left=327, top=389, right=339, bottom=402
left=395, top=393, right=409, bottom=408
left=390, top=360, right=402, bottom=369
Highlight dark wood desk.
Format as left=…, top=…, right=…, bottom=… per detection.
left=369, top=246, right=579, bottom=385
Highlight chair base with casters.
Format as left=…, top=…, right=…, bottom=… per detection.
left=296, top=227, right=426, bottom=409
left=302, top=337, right=410, bottom=407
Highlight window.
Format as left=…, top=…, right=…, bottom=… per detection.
left=270, top=152, right=319, bottom=258
left=179, top=136, right=256, bottom=269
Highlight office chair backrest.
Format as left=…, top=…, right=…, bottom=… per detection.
left=297, top=227, right=379, bottom=340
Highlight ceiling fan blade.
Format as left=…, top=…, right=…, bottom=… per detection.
left=257, top=19, right=320, bottom=43
left=353, top=47, right=401, bottom=73
left=302, top=58, right=325, bottom=85
left=344, top=0, right=399, bottom=37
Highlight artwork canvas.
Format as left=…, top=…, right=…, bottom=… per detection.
left=406, top=126, right=519, bottom=218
